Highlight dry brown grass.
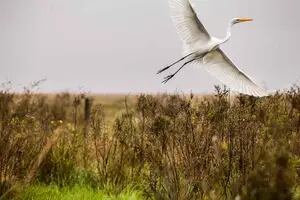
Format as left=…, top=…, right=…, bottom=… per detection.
left=1, top=87, right=300, bottom=200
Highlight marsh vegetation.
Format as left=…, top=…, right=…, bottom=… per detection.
left=1, top=86, right=300, bottom=199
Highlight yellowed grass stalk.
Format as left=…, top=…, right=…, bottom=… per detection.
left=25, top=127, right=64, bottom=184
left=0, top=127, right=63, bottom=200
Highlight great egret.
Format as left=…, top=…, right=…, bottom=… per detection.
left=157, top=0, right=267, bottom=97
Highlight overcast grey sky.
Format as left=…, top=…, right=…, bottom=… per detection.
left=0, top=0, right=299, bottom=93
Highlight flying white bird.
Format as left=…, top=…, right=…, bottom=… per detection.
left=157, top=0, right=268, bottom=97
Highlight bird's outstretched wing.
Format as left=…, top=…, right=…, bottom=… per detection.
left=169, top=0, right=210, bottom=49
left=200, top=49, right=268, bottom=97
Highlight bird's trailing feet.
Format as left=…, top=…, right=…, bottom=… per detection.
left=159, top=53, right=207, bottom=83
left=162, top=74, right=175, bottom=84
left=157, top=66, right=172, bottom=75
left=157, top=52, right=194, bottom=75
left=161, top=58, right=196, bottom=83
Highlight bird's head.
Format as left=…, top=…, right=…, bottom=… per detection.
left=231, top=18, right=253, bottom=25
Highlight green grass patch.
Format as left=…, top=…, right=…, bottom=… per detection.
left=15, top=184, right=145, bottom=200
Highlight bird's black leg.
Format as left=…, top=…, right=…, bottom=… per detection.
left=162, top=58, right=196, bottom=84
left=157, top=52, right=194, bottom=74
left=162, top=52, right=208, bottom=84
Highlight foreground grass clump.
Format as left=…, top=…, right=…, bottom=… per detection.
left=15, top=184, right=144, bottom=200
left=2, top=86, right=300, bottom=199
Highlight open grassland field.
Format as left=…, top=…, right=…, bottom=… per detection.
left=2, top=86, right=300, bottom=199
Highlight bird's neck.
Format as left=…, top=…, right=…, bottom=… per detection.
left=220, top=21, right=233, bottom=44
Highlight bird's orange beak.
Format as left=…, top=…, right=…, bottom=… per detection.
left=238, top=18, right=253, bottom=23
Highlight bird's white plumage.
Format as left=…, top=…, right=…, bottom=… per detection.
left=201, top=49, right=267, bottom=97
left=167, top=0, right=267, bottom=97
left=169, top=0, right=211, bottom=54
